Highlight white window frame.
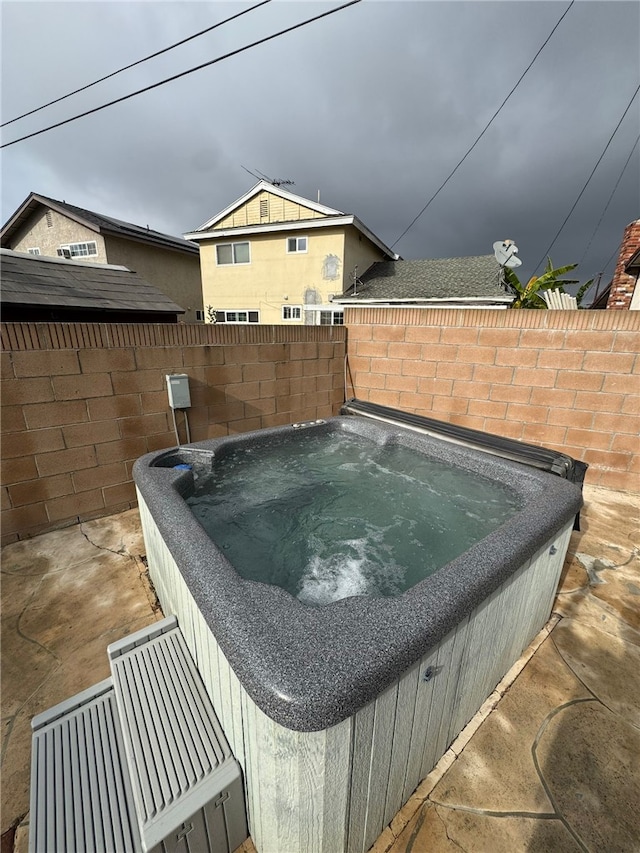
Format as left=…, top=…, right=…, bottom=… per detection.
left=195, top=309, right=205, bottom=322
left=215, top=310, right=260, bottom=324
left=282, top=305, right=302, bottom=321
left=319, top=309, right=344, bottom=326
left=286, top=236, right=308, bottom=254
left=216, top=241, right=251, bottom=266
left=59, top=241, right=98, bottom=258
left=27, top=247, right=41, bottom=255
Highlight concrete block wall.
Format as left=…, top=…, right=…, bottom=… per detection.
left=1, top=322, right=346, bottom=544
left=346, top=307, right=639, bottom=492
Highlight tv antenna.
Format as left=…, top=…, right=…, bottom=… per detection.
left=241, top=165, right=295, bottom=187
left=493, top=239, right=522, bottom=268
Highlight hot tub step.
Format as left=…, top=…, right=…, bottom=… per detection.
left=108, top=615, right=248, bottom=853
left=29, top=678, right=141, bottom=853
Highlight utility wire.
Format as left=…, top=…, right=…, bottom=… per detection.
left=390, top=0, right=575, bottom=250
left=1, top=0, right=272, bottom=129
left=533, top=82, right=640, bottom=274
left=1, top=0, right=361, bottom=149
left=579, top=132, right=639, bottom=266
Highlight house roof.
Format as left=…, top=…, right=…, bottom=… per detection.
left=187, top=181, right=399, bottom=261
left=194, top=180, right=344, bottom=231
left=0, top=193, right=199, bottom=256
left=335, top=255, right=513, bottom=305
left=0, top=249, right=185, bottom=315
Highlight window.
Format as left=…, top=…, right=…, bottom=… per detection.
left=215, top=310, right=260, bottom=323
left=287, top=236, right=307, bottom=254
left=282, top=305, right=302, bottom=320
left=27, top=247, right=41, bottom=255
left=195, top=310, right=205, bottom=321
left=58, top=241, right=98, bottom=258
left=216, top=241, right=250, bottom=265
left=319, top=310, right=344, bottom=326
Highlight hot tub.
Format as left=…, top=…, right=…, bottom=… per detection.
left=133, top=416, right=582, bottom=853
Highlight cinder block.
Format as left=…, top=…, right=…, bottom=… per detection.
left=555, top=371, right=604, bottom=392
left=593, top=412, right=638, bottom=434
left=477, top=328, right=520, bottom=348
left=79, top=348, right=135, bottom=373
left=1, top=406, right=26, bottom=433
left=387, top=342, right=423, bottom=361
left=505, top=403, right=549, bottom=425
left=440, top=327, right=480, bottom=345
left=582, top=351, right=635, bottom=374
left=72, top=462, right=127, bottom=493
left=46, top=489, right=104, bottom=522
left=513, top=367, right=557, bottom=389
left=88, top=394, right=142, bottom=421
left=9, top=474, right=74, bottom=507
left=103, top=481, right=137, bottom=505
left=96, top=437, right=147, bottom=465
left=2, top=377, right=54, bottom=406
left=111, top=369, right=164, bottom=394
left=564, top=330, right=615, bottom=351
left=451, top=380, right=490, bottom=400
left=1, top=502, right=49, bottom=535
left=12, top=350, right=80, bottom=378
left=53, top=373, right=113, bottom=400
left=3, top=428, right=65, bottom=459
left=1, top=456, right=38, bottom=485
left=36, top=445, right=97, bottom=477
left=243, top=362, right=276, bottom=382
left=24, top=400, right=89, bottom=429
left=118, top=413, right=169, bottom=438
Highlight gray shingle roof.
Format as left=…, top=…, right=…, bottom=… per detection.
left=0, top=250, right=185, bottom=315
left=1, top=193, right=199, bottom=256
left=342, top=255, right=512, bottom=301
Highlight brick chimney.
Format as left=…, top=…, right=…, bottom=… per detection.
left=606, top=219, right=640, bottom=309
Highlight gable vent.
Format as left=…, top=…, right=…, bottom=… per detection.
left=45, top=211, right=53, bottom=228
left=260, top=198, right=269, bottom=218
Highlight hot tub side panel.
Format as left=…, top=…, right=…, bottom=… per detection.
left=137, top=489, right=572, bottom=853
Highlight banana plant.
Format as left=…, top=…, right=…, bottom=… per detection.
left=504, top=258, right=580, bottom=309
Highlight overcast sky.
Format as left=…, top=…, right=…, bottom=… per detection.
left=2, top=1, right=639, bottom=298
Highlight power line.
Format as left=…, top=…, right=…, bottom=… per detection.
left=390, top=0, right=575, bottom=250
left=579, top=132, right=639, bottom=266
left=1, top=0, right=361, bottom=149
left=1, top=0, right=273, bottom=129
left=533, top=82, right=640, bottom=274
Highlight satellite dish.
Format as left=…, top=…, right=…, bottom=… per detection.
left=493, top=239, right=522, bottom=268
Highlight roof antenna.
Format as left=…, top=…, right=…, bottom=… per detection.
left=241, top=165, right=294, bottom=187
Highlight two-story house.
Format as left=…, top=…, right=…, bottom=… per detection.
left=184, top=181, right=398, bottom=325
left=1, top=193, right=204, bottom=322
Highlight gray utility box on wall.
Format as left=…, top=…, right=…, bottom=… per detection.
left=166, top=373, right=191, bottom=409
left=29, top=617, right=248, bottom=853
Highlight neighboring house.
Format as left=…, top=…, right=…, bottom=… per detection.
left=0, top=249, right=185, bottom=323
left=333, top=255, right=513, bottom=309
left=1, top=193, right=204, bottom=322
left=184, top=181, right=398, bottom=325
left=602, top=219, right=640, bottom=310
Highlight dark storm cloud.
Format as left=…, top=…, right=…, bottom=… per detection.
left=2, top=1, right=638, bottom=296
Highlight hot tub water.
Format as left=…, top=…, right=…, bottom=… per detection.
left=187, top=430, right=521, bottom=605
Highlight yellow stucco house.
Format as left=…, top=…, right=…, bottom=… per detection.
left=185, top=181, right=398, bottom=325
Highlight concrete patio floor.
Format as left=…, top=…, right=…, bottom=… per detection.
left=2, top=484, right=639, bottom=853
